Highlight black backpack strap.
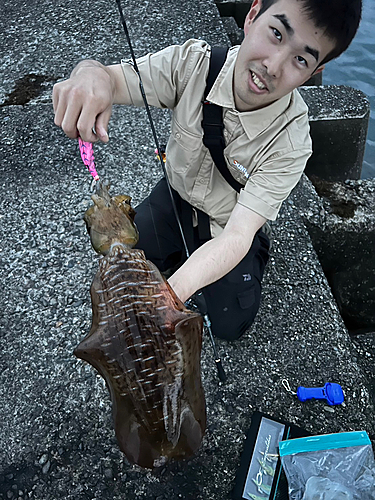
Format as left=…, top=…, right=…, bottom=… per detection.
left=202, top=47, right=243, bottom=194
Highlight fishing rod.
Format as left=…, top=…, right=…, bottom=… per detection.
left=115, top=0, right=226, bottom=382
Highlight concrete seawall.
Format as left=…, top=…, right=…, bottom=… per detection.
left=0, top=0, right=374, bottom=498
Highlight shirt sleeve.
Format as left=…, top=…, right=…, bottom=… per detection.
left=120, top=39, right=210, bottom=109
left=237, top=146, right=312, bottom=220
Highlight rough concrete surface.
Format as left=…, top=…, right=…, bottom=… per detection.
left=299, top=86, right=370, bottom=182
left=1, top=0, right=374, bottom=499
left=303, top=178, right=375, bottom=335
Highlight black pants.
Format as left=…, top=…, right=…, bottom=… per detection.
left=134, top=178, right=269, bottom=341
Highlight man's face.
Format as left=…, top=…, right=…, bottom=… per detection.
left=234, top=0, right=335, bottom=111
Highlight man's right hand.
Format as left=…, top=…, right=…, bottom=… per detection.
left=53, top=61, right=126, bottom=143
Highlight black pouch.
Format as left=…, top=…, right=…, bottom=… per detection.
left=237, top=288, right=256, bottom=310
left=232, top=412, right=309, bottom=500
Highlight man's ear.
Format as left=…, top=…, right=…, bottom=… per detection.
left=302, top=65, right=325, bottom=85
left=244, top=0, right=262, bottom=35
left=312, top=64, right=325, bottom=76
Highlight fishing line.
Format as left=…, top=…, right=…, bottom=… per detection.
left=115, top=0, right=190, bottom=261
left=115, top=0, right=226, bottom=382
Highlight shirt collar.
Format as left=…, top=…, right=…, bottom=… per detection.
left=207, top=45, right=293, bottom=139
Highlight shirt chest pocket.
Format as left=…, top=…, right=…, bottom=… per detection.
left=167, top=119, right=204, bottom=173
left=223, top=131, right=253, bottom=185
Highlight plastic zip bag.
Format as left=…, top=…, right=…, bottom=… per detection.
left=279, top=431, right=375, bottom=499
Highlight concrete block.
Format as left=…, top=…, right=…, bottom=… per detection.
left=215, top=0, right=252, bottom=28
left=220, top=16, right=244, bottom=45
left=302, top=177, right=375, bottom=335
left=299, top=85, right=370, bottom=181
left=303, top=72, right=323, bottom=86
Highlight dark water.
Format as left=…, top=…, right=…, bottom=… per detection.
left=323, top=0, right=375, bottom=179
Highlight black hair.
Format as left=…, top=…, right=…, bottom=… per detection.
left=254, top=0, right=362, bottom=65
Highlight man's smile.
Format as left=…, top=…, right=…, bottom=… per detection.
left=249, top=70, right=269, bottom=94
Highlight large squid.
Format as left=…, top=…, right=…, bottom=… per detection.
left=74, top=182, right=206, bottom=468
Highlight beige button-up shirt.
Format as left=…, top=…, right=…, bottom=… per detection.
left=121, top=39, right=312, bottom=237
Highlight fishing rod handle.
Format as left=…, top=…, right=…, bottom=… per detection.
left=194, top=289, right=208, bottom=315
left=215, top=359, right=227, bottom=382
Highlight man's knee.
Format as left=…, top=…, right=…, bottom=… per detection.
left=211, top=300, right=260, bottom=341
left=204, top=280, right=262, bottom=341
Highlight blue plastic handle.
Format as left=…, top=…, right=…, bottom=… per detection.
left=297, top=382, right=344, bottom=405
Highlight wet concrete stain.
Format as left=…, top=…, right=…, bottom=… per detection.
left=0, top=74, right=58, bottom=107
left=310, top=176, right=359, bottom=218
